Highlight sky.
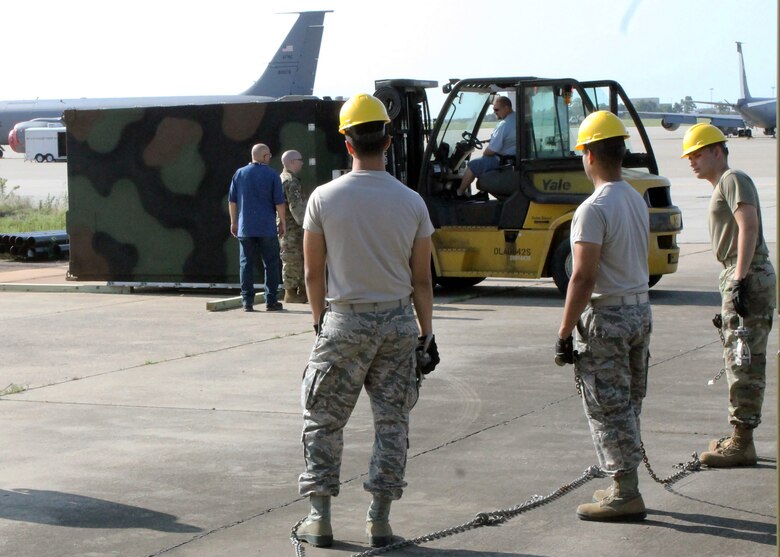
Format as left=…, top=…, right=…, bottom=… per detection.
left=2, top=0, right=777, bottom=114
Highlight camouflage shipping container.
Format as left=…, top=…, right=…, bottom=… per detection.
left=65, top=99, right=347, bottom=284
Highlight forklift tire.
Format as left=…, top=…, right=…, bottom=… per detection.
left=551, top=241, right=661, bottom=293
left=551, top=238, right=572, bottom=296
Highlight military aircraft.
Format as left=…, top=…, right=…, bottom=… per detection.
left=0, top=10, right=330, bottom=156
left=639, top=42, right=776, bottom=138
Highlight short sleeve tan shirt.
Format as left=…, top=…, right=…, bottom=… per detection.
left=708, top=169, right=769, bottom=262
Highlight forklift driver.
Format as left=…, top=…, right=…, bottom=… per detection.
left=455, top=95, right=516, bottom=199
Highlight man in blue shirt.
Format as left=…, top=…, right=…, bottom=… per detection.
left=455, top=95, right=517, bottom=198
left=229, top=144, right=287, bottom=311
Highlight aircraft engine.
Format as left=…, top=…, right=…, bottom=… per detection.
left=8, top=129, right=22, bottom=153
left=660, top=119, right=680, bottom=131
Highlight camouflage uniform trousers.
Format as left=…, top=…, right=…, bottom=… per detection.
left=718, top=260, right=776, bottom=429
left=280, top=222, right=304, bottom=291
left=574, top=302, right=652, bottom=475
left=299, top=304, right=420, bottom=500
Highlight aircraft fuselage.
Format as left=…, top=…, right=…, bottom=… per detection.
left=0, top=95, right=275, bottom=143
left=735, top=96, right=777, bottom=131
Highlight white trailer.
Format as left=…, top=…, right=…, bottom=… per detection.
left=24, top=126, right=67, bottom=162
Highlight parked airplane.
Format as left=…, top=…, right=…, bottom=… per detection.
left=638, top=42, right=776, bottom=138
left=0, top=10, right=330, bottom=156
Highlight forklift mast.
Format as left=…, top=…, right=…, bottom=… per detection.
left=374, top=79, right=438, bottom=191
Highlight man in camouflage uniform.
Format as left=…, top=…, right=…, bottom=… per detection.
left=279, top=150, right=308, bottom=304
left=555, top=111, right=651, bottom=522
left=296, top=93, right=438, bottom=548
left=682, top=123, right=776, bottom=467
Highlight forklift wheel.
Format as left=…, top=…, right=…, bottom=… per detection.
left=551, top=238, right=572, bottom=296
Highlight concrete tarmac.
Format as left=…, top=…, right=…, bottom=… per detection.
left=0, top=127, right=777, bottom=556
left=0, top=249, right=776, bottom=557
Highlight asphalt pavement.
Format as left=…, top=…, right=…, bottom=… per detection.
left=0, top=243, right=776, bottom=557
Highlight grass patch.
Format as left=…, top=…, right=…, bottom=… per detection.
left=0, top=177, right=67, bottom=232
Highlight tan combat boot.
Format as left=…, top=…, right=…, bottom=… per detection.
left=296, top=495, right=333, bottom=547
left=700, top=426, right=757, bottom=467
left=366, top=494, right=393, bottom=547
left=591, top=481, right=615, bottom=502
left=577, top=468, right=646, bottom=522
left=708, top=435, right=732, bottom=452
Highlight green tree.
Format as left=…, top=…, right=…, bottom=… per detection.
left=680, top=96, right=697, bottom=113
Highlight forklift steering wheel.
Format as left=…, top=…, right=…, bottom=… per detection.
left=461, top=131, right=484, bottom=150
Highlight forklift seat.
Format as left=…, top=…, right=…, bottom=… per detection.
left=476, top=163, right=517, bottom=198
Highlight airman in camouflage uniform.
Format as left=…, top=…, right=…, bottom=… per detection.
left=682, top=123, right=776, bottom=468
left=279, top=150, right=308, bottom=303
left=555, top=111, right=650, bottom=522
left=296, top=94, right=436, bottom=549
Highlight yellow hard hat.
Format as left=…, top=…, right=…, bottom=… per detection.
left=338, top=93, right=391, bottom=134
left=574, top=110, right=629, bottom=150
left=680, top=123, right=727, bottom=158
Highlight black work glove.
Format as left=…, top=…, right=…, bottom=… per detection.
left=555, top=335, right=576, bottom=366
left=416, top=335, right=440, bottom=374
left=730, top=277, right=750, bottom=318
left=313, top=310, right=327, bottom=336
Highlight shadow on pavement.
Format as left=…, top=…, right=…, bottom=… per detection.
left=663, top=484, right=778, bottom=520
left=435, top=285, right=723, bottom=309
left=649, top=289, right=721, bottom=306
left=645, top=509, right=776, bottom=546
left=328, top=539, right=539, bottom=556
left=0, top=489, right=202, bottom=532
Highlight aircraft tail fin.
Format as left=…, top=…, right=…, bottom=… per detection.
left=241, top=11, right=330, bottom=98
left=736, top=41, right=752, bottom=100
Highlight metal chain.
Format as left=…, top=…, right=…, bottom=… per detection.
left=708, top=314, right=727, bottom=385
left=708, top=367, right=726, bottom=385
left=290, top=516, right=308, bottom=557
left=640, top=441, right=701, bottom=485
left=290, top=466, right=603, bottom=557
left=574, top=374, right=583, bottom=397
left=291, top=376, right=702, bottom=556
left=291, top=449, right=703, bottom=557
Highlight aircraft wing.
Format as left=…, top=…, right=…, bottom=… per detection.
left=636, top=111, right=746, bottom=131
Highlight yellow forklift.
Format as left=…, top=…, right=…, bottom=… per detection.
left=374, top=77, right=682, bottom=294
